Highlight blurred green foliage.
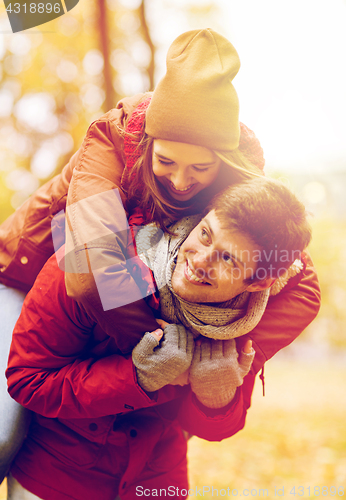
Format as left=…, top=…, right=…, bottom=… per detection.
left=307, top=216, right=346, bottom=348
left=267, top=171, right=346, bottom=350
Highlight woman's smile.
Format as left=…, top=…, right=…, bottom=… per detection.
left=169, top=181, right=195, bottom=193
left=152, top=139, right=221, bottom=201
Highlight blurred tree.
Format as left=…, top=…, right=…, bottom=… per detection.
left=98, top=0, right=117, bottom=111
left=137, top=0, right=155, bottom=90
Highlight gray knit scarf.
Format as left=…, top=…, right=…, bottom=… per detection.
left=136, top=216, right=270, bottom=340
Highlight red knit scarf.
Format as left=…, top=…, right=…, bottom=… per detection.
left=123, top=96, right=152, bottom=183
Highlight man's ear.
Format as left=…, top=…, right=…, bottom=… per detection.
left=245, top=277, right=276, bottom=292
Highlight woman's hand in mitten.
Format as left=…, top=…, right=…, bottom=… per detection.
left=189, top=337, right=255, bottom=409
left=132, top=324, right=194, bottom=392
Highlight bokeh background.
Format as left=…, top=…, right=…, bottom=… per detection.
left=0, top=0, right=345, bottom=498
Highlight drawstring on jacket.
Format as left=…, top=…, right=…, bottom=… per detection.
left=259, top=366, right=265, bottom=396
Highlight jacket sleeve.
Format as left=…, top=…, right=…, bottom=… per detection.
left=237, top=250, right=321, bottom=375
left=63, top=95, right=159, bottom=353
left=6, top=254, right=181, bottom=420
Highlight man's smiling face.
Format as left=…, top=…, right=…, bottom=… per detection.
left=171, top=210, right=262, bottom=303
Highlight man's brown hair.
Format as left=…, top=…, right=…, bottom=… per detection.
left=209, top=177, right=312, bottom=282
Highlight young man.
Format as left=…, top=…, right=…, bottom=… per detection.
left=132, top=177, right=312, bottom=402
left=6, top=178, right=318, bottom=500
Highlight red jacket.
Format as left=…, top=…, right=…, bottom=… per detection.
left=6, top=250, right=255, bottom=500
left=6, top=246, right=320, bottom=500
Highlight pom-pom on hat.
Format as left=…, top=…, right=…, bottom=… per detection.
left=145, top=28, right=241, bottom=151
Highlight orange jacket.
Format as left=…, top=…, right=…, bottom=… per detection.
left=0, top=94, right=160, bottom=352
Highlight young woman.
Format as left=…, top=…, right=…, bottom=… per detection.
left=0, top=28, right=320, bottom=487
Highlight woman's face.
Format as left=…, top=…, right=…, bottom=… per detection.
left=152, top=139, right=221, bottom=201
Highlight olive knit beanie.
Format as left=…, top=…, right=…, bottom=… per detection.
left=145, top=28, right=241, bottom=151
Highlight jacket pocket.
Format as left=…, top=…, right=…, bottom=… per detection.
left=146, top=422, right=187, bottom=473
left=31, top=417, right=111, bottom=468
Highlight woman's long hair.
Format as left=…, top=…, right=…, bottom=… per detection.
left=123, top=121, right=263, bottom=232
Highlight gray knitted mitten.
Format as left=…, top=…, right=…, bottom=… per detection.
left=189, top=337, right=255, bottom=409
left=132, top=324, right=194, bottom=392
